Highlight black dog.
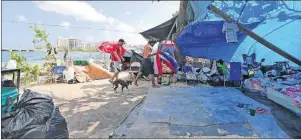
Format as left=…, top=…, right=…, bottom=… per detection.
left=112, top=79, right=132, bottom=94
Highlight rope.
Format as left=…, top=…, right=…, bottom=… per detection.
left=247, top=16, right=301, bottom=54
left=236, top=0, right=248, bottom=22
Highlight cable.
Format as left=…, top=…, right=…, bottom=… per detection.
left=2, top=20, right=139, bottom=34
left=236, top=0, right=248, bottom=22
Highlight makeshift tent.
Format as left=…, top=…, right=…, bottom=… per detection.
left=159, top=40, right=176, bottom=57
left=154, top=51, right=179, bottom=75
left=177, top=1, right=301, bottom=67
left=140, top=16, right=177, bottom=41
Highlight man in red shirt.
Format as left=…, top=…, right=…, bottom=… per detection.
left=109, top=39, right=126, bottom=83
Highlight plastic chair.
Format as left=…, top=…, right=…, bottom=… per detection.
left=37, top=75, right=50, bottom=85
left=52, top=66, right=66, bottom=83
left=230, top=62, right=242, bottom=87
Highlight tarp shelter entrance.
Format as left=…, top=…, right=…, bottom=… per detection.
left=177, top=1, right=301, bottom=66
left=140, top=16, right=177, bottom=41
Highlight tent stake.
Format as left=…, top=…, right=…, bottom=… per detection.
left=208, top=4, right=301, bottom=66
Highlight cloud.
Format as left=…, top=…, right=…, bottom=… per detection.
left=33, top=1, right=178, bottom=45
left=107, top=17, right=115, bottom=24
left=116, top=22, right=135, bottom=33
left=137, top=20, right=154, bottom=31
left=34, top=1, right=143, bottom=44
left=125, top=12, right=132, bottom=16
left=17, top=15, right=28, bottom=22
left=34, top=1, right=107, bottom=22
left=59, top=21, right=70, bottom=29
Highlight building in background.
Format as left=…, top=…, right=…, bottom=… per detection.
left=57, top=37, right=101, bottom=51
left=57, top=37, right=69, bottom=51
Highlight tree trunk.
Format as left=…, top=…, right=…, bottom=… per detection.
left=173, top=0, right=188, bottom=66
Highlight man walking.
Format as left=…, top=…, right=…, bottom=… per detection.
left=109, top=39, right=126, bottom=83
left=133, top=40, right=159, bottom=88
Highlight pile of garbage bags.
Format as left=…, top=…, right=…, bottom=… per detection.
left=1, top=89, right=69, bottom=139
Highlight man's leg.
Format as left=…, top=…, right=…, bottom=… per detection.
left=116, top=72, right=119, bottom=80
left=150, top=74, right=159, bottom=88
left=133, top=72, right=143, bottom=86
left=133, top=61, right=144, bottom=86
left=110, top=72, right=117, bottom=82
left=109, top=62, right=119, bottom=83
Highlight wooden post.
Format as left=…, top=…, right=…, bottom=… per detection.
left=208, top=4, right=301, bottom=66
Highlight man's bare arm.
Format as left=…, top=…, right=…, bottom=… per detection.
left=150, top=53, right=157, bottom=56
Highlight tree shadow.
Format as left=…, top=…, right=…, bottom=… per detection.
left=46, top=81, right=150, bottom=138
left=206, top=1, right=301, bottom=24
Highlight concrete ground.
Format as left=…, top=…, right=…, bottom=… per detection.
left=25, top=74, right=290, bottom=139
left=28, top=72, right=151, bottom=138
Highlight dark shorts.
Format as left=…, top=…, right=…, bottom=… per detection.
left=140, top=58, right=154, bottom=75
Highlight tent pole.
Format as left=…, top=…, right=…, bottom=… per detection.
left=208, top=4, right=301, bottom=66
left=159, top=17, right=178, bottom=51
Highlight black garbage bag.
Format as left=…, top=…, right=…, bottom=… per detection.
left=1, top=89, right=69, bottom=139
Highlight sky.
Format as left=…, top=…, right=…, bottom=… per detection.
left=2, top=1, right=179, bottom=49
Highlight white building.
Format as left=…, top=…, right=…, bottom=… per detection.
left=57, top=37, right=69, bottom=50
left=57, top=37, right=102, bottom=50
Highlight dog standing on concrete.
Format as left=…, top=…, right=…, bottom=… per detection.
left=112, top=79, right=132, bottom=94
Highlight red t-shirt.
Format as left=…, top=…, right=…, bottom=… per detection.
left=111, top=44, right=125, bottom=62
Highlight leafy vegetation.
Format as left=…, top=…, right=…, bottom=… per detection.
left=30, top=24, right=56, bottom=72
left=9, top=51, right=40, bottom=85
left=30, top=24, right=57, bottom=61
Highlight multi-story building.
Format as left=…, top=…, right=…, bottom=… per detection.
left=57, top=37, right=69, bottom=50
left=57, top=37, right=102, bottom=50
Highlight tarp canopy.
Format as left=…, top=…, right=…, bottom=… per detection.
left=177, top=1, right=301, bottom=66
left=140, top=16, right=177, bottom=41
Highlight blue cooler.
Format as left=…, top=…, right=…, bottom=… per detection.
left=1, top=87, right=19, bottom=113
left=2, top=68, right=21, bottom=114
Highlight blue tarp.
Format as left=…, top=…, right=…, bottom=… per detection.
left=177, top=21, right=259, bottom=61
left=178, top=1, right=301, bottom=66
left=113, top=87, right=289, bottom=138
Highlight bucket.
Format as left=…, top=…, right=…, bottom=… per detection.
left=250, top=108, right=256, bottom=116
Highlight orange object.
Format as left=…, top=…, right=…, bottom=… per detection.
left=74, top=63, right=113, bottom=82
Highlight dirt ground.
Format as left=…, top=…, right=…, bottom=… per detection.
left=27, top=72, right=152, bottom=138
